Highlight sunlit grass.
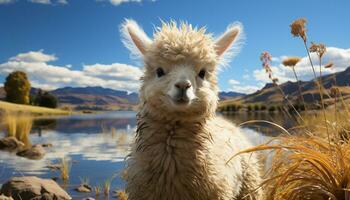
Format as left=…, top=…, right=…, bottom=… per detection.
left=114, top=189, right=128, bottom=200
left=94, top=184, right=102, bottom=196
left=0, top=100, right=70, bottom=116
left=79, top=176, right=90, bottom=186
left=60, top=157, right=71, bottom=181
left=103, top=178, right=111, bottom=196
left=237, top=17, right=350, bottom=200
left=2, top=113, right=33, bottom=147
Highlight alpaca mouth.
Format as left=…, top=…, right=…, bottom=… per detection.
left=173, top=97, right=190, bottom=105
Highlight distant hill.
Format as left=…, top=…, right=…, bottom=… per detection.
left=221, top=66, right=350, bottom=107
left=51, top=86, right=138, bottom=110
left=0, top=86, right=139, bottom=111
left=219, top=91, right=245, bottom=100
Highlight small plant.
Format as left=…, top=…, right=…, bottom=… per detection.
left=3, top=114, right=33, bottom=147
left=268, top=105, right=276, bottom=112
left=103, top=178, right=111, bottom=196
left=114, top=189, right=128, bottom=200
left=60, top=157, right=71, bottom=181
left=94, top=184, right=102, bottom=196
left=254, top=104, right=260, bottom=111
left=247, top=104, right=253, bottom=112
left=79, top=177, right=89, bottom=186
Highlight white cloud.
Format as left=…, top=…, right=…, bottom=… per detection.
left=110, top=0, right=141, bottom=5
left=253, top=47, right=350, bottom=85
left=27, top=0, right=67, bottom=5
left=29, top=0, right=51, bottom=4
left=0, top=0, right=15, bottom=4
left=0, top=50, right=142, bottom=92
left=10, top=50, right=57, bottom=63
left=228, top=79, right=240, bottom=85
left=57, top=0, right=67, bottom=4
left=243, top=74, right=250, bottom=80
left=228, top=79, right=261, bottom=94
left=96, top=0, right=155, bottom=6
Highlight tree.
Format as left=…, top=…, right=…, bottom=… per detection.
left=4, top=71, right=31, bottom=104
left=37, top=92, right=58, bottom=108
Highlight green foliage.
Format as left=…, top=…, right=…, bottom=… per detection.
left=254, top=104, right=260, bottom=111
left=35, top=90, right=58, bottom=108
left=260, top=105, right=267, bottom=111
left=247, top=104, right=253, bottom=112
left=4, top=71, right=31, bottom=104
left=268, top=105, right=276, bottom=112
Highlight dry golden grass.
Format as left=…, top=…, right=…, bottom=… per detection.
left=94, top=184, right=102, bottom=196
left=1, top=113, right=33, bottom=147
left=240, top=133, right=350, bottom=200
left=60, top=157, right=71, bottom=181
left=115, top=190, right=128, bottom=200
left=233, top=17, right=350, bottom=200
left=0, top=100, right=71, bottom=116
left=104, top=178, right=111, bottom=196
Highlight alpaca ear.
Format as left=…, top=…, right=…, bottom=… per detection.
left=121, top=19, right=152, bottom=57
left=215, top=23, right=243, bottom=58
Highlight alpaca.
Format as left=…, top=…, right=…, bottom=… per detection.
left=121, top=19, right=263, bottom=200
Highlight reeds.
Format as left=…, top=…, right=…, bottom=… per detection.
left=282, top=57, right=306, bottom=108
left=103, top=178, right=111, bottom=196
left=2, top=113, right=33, bottom=147
left=239, top=18, right=350, bottom=200
left=94, top=184, right=102, bottom=196
left=60, top=157, right=71, bottom=181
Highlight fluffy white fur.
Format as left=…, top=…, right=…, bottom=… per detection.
left=121, top=19, right=263, bottom=200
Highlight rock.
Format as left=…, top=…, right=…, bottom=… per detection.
left=75, top=184, right=91, bottom=193
left=41, top=143, right=53, bottom=148
left=0, top=194, right=14, bottom=200
left=16, top=144, right=45, bottom=160
left=82, top=198, right=95, bottom=200
left=0, top=176, right=71, bottom=200
left=0, top=137, right=24, bottom=151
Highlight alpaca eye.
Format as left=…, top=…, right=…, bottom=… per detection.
left=198, top=69, right=206, bottom=79
left=156, top=68, right=165, bottom=77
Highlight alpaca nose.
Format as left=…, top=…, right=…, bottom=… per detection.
left=175, top=80, right=191, bottom=90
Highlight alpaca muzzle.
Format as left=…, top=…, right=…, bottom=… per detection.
left=173, top=80, right=192, bottom=104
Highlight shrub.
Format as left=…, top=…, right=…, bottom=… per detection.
left=254, top=104, right=260, bottom=111
left=260, top=105, right=267, bottom=111
left=247, top=104, right=253, bottom=112
left=35, top=91, right=58, bottom=108
left=4, top=71, right=31, bottom=104
left=268, top=105, right=276, bottom=112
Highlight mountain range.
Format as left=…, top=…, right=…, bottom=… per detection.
left=0, top=86, right=244, bottom=111
left=2, top=66, right=350, bottom=111
left=221, top=66, right=350, bottom=107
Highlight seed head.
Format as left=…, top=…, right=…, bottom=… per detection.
left=282, top=57, right=302, bottom=67
left=330, top=87, right=340, bottom=96
left=309, top=42, right=326, bottom=58
left=290, top=18, right=307, bottom=42
left=324, top=62, right=334, bottom=69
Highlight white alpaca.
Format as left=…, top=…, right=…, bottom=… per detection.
left=121, top=19, right=263, bottom=200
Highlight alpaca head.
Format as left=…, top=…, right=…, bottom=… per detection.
left=121, top=20, right=242, bottom=120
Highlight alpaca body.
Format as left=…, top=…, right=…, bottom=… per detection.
left=126, top=114, right=262, bottom=200
left=120, top=19, right=263, bottom=200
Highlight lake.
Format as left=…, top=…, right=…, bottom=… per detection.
left=0, top=111, right=290, bottom=199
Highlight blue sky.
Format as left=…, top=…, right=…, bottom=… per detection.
left=1, top=0, right=350, bottom=93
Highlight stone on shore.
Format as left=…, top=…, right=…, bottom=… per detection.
left=0, top=176, right=71, bottom=200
